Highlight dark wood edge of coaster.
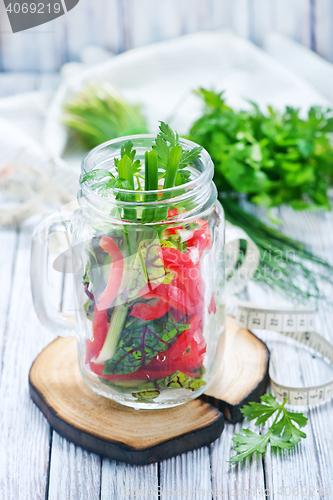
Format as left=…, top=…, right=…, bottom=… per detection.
left=201, top=340, right=270, bottom=424
left=29, top=378, right=224, bottom=466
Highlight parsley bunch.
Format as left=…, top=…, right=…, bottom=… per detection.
left=230, top=393, right=308, bottom=463
left=189, top=88, right=333, bottom=212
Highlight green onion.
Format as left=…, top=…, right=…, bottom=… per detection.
left=163, top=146, right=182, bottom=190
left=95, top=304, right=129, bottom=364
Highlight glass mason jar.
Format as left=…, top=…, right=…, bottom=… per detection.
left=31, top=135, right=226, bottom=409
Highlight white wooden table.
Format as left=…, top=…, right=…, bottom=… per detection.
left=1, top=75, right=333, bottom=500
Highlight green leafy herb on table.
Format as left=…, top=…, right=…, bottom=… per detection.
left=189, top=88, right=333, bottom=212
left=63, top=83, right=148, bottom=149
left=230, top=393, right=308, bottom=463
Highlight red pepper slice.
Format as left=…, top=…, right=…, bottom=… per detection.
left=139, top=283, right=196, bottom=316
left=96, top=236, right=124, bottom=311
left=160, top=247, right=205, bottom=303
left=130, top=298, right=171, bottom=321
left=187, top=222, right=212, bottom=256
left=85, top=306, right=109, bottom=363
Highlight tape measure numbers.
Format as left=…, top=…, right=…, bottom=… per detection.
left=236, top=303, right=333, bottom=406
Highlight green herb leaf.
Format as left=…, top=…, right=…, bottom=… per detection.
left=229, top=393, right=308, bottom=463
left=178, top=146, right=203, bottom=169
left=81, top=169, right=114, bottom=183
left=164, top=370, right=206, bottom=391
left=131, top=369, right=206, bottom=401
left=158, top=121, right=179, bottom=147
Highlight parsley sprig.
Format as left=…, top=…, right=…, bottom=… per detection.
left=81, top=122, right=202, bottom=223
left=153, top=121, right=202, bottom=186
left=230, top=393, right=308, bottom=463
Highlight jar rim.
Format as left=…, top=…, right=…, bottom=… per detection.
left=80, top=134, right=214, bottom=200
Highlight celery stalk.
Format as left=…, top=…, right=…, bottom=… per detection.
left=143, top=149, right=158, bottom=222
left=95, top=303, right=128, bottom=364
left=163, top=146, right=182, bottom=190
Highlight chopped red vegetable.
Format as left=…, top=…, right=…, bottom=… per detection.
left=139, top=283, right=196, bottom=316
left=85, top=306, right=109, bottom=363
left=186, top=220, right=212, bottom=256
left=130, top=298, right=171, bottom=320
left=96, top=236, right=124, bottom=311
left=160, top=246, right=205, bottom=302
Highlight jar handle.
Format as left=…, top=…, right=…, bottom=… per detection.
left=31, top=210, right=76, bottom=337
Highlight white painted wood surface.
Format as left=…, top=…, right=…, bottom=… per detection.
left=0, top=0, right=333, bottom=72
left=0, top=75, right=333, bottom=500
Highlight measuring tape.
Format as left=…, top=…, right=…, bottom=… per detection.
left=236, top=302, right=333, bottom=406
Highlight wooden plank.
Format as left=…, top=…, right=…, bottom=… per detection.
left=0, top=229, right=18, bottom=366
left=278, top=206, right=333, bottom=496
left=249, top=0, right=273, bottom=46
left=246, top=205, right=333, bottom=496
left=250, top=0, right=311, bottom=48
left=48, top=256, right=102, bottom=499
left=0, top=224, right=56, bottom=499
left=230, top=0, right=250, bottom=40
left=0, top=0, right=66, bottom=73
left=48, top=434, right=101, bottom=500
left=160, top=447, right=212, bottom=500
left=315, top=0, right=333, bottom=63
left=210, top=420, right=266, bottom=499
left=272, top=0, right=311, bottom=47
left=64, top=0, right=120, bottom=61
left=210, top=0, right=231, bottom=31
left=178, top=0, right=231, bottom=34
left=100, top=459, right=158, bottom=499
left=124, top=0, right=182, bottom=49
left=246, top=281, right=323, bottom=497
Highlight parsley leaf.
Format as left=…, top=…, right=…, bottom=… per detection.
left=81, top=168, right=114, bottom=183
left=178, top=147, right=203, bottom=169
left=229, top=393, right=308, bottom=463
left=158, top=121, right=179, bottom=147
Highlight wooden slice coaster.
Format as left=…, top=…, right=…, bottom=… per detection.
left=201, top=316, right=270, bottom=423
left=29, top=337, right=224, bottom=465
left=29, top=315, right=269, bottom=464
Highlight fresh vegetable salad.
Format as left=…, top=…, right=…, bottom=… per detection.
left=78, top=123, right=225, bottom=407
